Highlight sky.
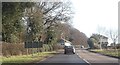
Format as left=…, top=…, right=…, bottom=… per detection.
left=71, top=0, right=119, bottom=38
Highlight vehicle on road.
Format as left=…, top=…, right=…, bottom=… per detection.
left=64, top=42, right=75, bottom=54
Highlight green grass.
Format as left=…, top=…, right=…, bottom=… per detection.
left=91, top=49, right=120, bottom=57
left=2, top=51, right=57, bottom=63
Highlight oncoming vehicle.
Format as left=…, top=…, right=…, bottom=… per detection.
left=64, top=42, right=75, bottom=54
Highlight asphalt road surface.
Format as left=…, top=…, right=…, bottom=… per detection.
left=39, top=50, right=89, bottom=65
left=76, top=49, right=119, bottom=65
left=40, top=53, right=87, bottom=63
left=38, top=49, right=119, bottom=65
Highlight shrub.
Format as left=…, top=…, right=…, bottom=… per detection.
left=2, top=42, right=61, bottom=56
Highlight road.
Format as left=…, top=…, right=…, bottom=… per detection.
left=38, top=49, right=119, bottom=65
left=76, top=49, right=119, bottom=65
left=40, top=52, right=87, bottom=63
left=76, top=49, right=119, bottom=63
left=38, top=50, right=89, bottom=65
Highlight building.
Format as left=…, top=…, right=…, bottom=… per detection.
left=99, top=35, right=108, bottom=49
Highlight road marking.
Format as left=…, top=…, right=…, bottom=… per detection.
left=83, top=59, right=90, bottom=64
left=76, top=53, right=79, bottom=55
left=76, top=53, right=91, bottom=65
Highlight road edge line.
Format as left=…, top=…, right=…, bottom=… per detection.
left=83, top=59, right=90, bottom=64
left=76, top=53, right=91, bottom=65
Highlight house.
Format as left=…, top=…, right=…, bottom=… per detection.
left=99, top=35, right=108, bottom=49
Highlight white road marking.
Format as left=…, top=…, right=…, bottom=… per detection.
left=76, top=53, right=91, bottom=65
left=83, top=59, right=90, bottom=64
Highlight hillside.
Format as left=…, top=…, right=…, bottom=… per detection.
left=69, top=28, right=88, bottom=47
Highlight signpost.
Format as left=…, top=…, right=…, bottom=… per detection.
left=25, top=41, right=43, bottom=56
left=25, top=41, right=43, bottom=48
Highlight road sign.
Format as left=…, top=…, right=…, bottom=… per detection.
left=25, top=41, right=43, bottom=48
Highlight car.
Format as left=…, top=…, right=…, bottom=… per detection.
left=64, top=42, right=75, bottom=54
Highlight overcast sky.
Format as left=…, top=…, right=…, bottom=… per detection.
left=71, top=0, right=119, bottom=38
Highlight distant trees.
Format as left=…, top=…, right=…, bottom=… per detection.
left=56, top=22, right=88, bottom=47
left=53, top=22, right=88, bottom=47
left=69, top=28, right=88, bottom=47
left=90, top=34, right=100, bottom=47
left=87, top=38, right=94, bottom=49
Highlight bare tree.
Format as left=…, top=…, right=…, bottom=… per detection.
left=108, top=29, right=118, bottom=49
left=36, top=1, right=73, bottom=28
left=35, top=1, right=73, bottom=44
left=23, top=1, right=73, bottom=41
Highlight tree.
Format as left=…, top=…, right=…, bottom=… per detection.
left=2, top=2, right=74, bottom=54
left=2, top=2, right=34, bottom=43
left=107, top=29, right=118, bottom=49
left=36, top=1, right=73, bottom=44
left=87, top=38, right=94, bottom=49
left=23, top=7, right=44, bottom=43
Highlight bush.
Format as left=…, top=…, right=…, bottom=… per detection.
left=2, top=42, right=61, bottom=56
left=2, top=42, right=25, bottom=56
left=42, top=44, right=57, bottom=52
left=2, top=42, right=35, bottom=56
left=52, top=44, right=63, bottom=51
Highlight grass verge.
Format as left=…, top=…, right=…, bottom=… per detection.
left=2, top=51, right=57, bottom=63
left=90, top=49, right=120, bottom=58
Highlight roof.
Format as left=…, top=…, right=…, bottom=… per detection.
left=64, top=42, right=72, bottom=46
left=98, top=34, right=108, bottom=39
